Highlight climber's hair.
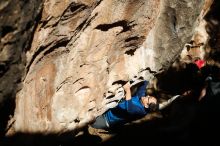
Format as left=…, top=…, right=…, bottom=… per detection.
left=148, top=103, right=159, bottom=112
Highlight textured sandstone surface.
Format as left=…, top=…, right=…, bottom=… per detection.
left=0, top=0, right=43, bottom=135
left=0, top=0, right=42, bottom=106
left=0, top=0, right=212, bottom=135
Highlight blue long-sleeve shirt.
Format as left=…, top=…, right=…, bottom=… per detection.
left=104, top=80, right=150, bottom=127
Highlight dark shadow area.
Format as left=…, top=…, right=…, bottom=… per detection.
left=95, top=20, right=130, bottom=32
left=0, top=130, right=102, bottom=146
left=155, top=62, right=203, bottom=95
left=0, top=97, right=16, bottom=138
left=204, top=0, right=220, bottom=54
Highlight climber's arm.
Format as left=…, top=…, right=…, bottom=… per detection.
left=123, top=82, right=132, bottom=100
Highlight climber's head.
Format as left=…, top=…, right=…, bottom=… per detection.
left=141, top=95, right=159, bottom=112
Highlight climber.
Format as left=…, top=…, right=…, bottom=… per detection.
left=91, top=80, right=159, bottom=130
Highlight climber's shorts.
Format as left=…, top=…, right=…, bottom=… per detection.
left=91, top=114, right=109, bottom=130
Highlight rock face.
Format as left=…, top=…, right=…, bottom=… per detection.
left=0, top=0, right=43, bottom=134
left=1, top=0, right=211, bottom=134
left=0, top=0, right=42, bottom=104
